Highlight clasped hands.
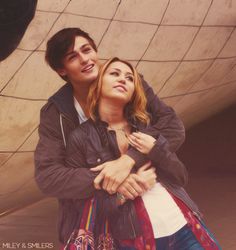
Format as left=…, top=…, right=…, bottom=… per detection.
left=90, top=132, right=157, bottom=202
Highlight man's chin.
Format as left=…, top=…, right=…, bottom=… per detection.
left=87, top=73, right=99, bottom=82
left=81, top=75, right=98, bottom=85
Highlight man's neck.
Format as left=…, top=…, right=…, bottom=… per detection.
left=72, top=81, right=91, bottom=116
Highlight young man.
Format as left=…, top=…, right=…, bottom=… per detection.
left=34, top=27, right=185, bottom=243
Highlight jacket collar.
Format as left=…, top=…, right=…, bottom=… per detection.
left=48, top=83, right=80, bottom=125
left=93, top=111, right=143, bottom=132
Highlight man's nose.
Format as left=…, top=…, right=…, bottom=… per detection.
left=79, top=53, right=89, bottom=64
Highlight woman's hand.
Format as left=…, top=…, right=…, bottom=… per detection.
left=128, top=132, right=156, bottom=154
left=117, top=162, right=157, bottom=201
left=117, top=173, right=144, bottom=200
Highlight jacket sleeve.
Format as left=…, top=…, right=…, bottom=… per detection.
left=126, top=76, right=186, bottom=167
left=34, top=103, right=97, bottom=200
left=147, top=134, right=188, bottom=187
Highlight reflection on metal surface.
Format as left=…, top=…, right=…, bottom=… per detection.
left=0, top=0, right=37, bottom=61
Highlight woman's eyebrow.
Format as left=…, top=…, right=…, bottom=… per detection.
left=110, top=68, right=134, bottom=75
left=110, top=68, right=121, bottom=72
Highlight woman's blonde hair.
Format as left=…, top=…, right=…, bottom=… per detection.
left=88, top=57, right=150, bottom=124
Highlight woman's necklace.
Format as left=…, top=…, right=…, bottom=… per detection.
left=108, top=124, right=131, bottom=154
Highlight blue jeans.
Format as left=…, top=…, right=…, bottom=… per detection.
left=119, top=225, right=203, bottom=250
left=119, top=223, right=221, bottom=250
left=155, top=224, right=204, bottom=250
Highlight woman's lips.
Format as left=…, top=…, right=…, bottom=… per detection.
left=114, top=85, right=127, bottom=92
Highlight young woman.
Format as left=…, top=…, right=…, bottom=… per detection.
left=63, top=58, right=221, bottom=250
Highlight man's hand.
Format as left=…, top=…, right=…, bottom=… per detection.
left=117, top=162, right=157, bottom=200
left=128, top=132, right=156, bottom=154
left=90, top=154, right=135, bottom=193
left=136, top=163, right=157, bottom=190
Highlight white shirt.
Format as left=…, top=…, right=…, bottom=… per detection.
left=142, top=182, right=187, bottom=238
left=73, top=97, right=88, bottom=124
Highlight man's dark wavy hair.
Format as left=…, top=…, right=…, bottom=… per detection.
left=45, top=28, right=97, bottom=80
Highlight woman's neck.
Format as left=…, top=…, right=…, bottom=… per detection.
left=99, top=99, right=130, bottom=155
left=99, top=99, right=127, bottom=128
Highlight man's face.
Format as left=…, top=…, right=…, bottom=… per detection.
left=58, top=36, right=99, bottom=85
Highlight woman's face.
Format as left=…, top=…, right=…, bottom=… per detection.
left=101, top=61, right=135, bottom=105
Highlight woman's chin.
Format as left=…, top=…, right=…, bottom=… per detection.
left=102, top=94, right=130, bottom=106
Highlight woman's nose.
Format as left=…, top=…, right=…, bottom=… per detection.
left=118, top=76, right=126, bottom=84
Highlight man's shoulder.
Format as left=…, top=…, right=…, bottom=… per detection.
left=40, top=82, right=73, bottom=114
left=48, top=82, right=72, bottom=102
left=40, top=100, right=58, bottom=114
